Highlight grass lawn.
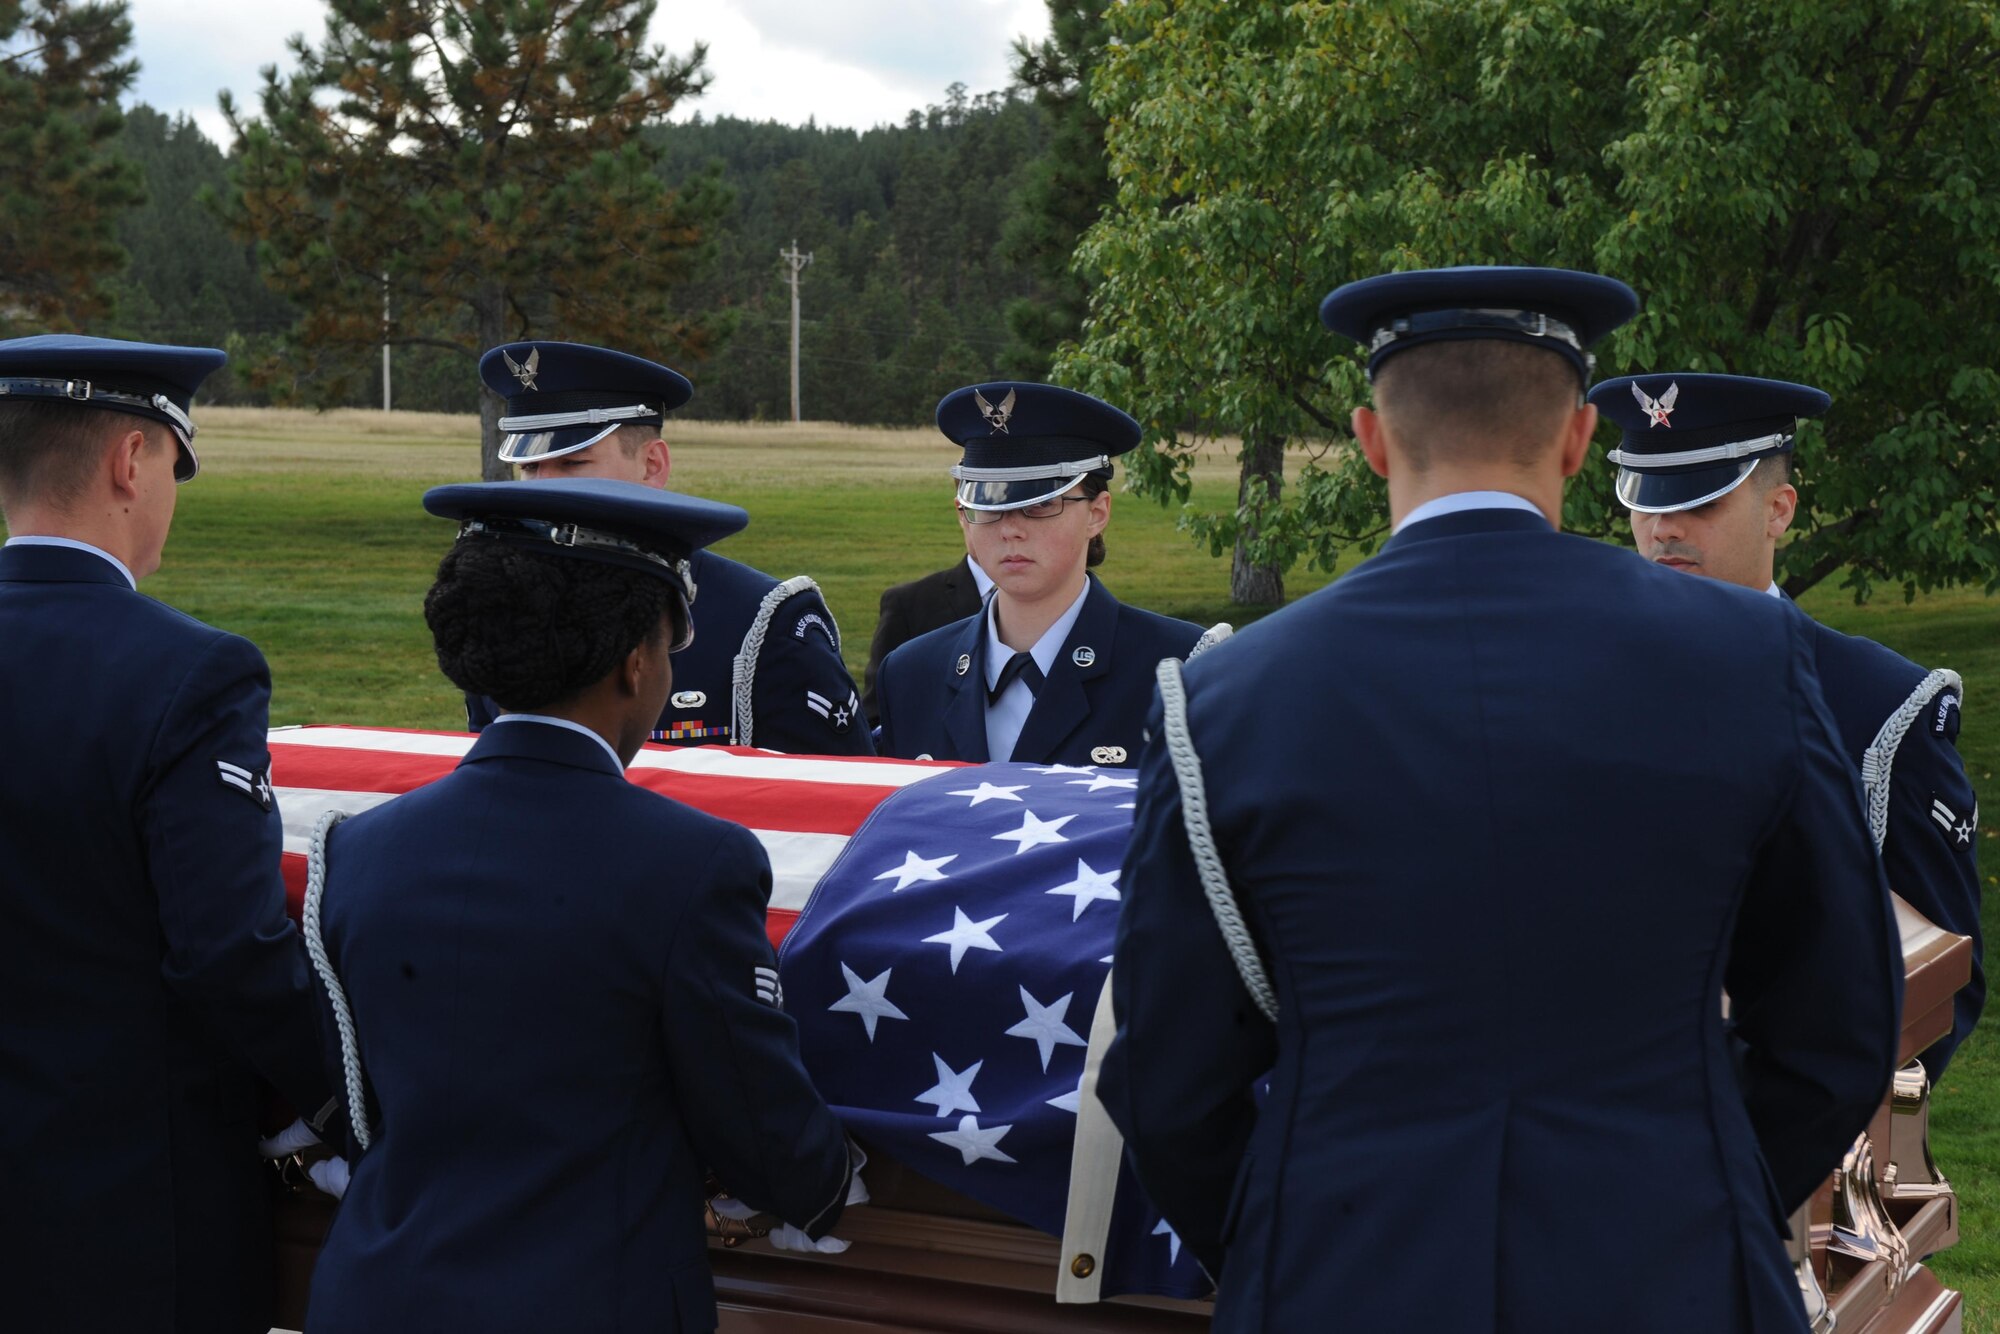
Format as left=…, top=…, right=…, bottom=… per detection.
left=9, top=407, right=1997, bottom=1320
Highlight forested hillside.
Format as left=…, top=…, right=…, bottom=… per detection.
left=97, top=86, right=1057, bottom=420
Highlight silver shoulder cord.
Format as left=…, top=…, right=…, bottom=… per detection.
left=732, top=575, right=835, bottom=747
left=1154, top=657, right=1278, bottom=1022
left=1861, top=669, right=1964, bottom=853
left=302, top=809, right=370, bottom=1150
left=1186, top=622, right=1233, bottom=660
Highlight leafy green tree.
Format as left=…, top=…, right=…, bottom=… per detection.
left=222, top=0, right=727, bottom=477
left=1062, top=1, right=2000, bottom=603
left=0, top=0, right=142, bottom=330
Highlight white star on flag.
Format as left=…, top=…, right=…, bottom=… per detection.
left=914, top=1053, right=983, bottom=1118
left=875, top=849, right=957, bottom=891
left=1067, top=775, right=1138, bottom=793
left=946, top=781, right=1029, bottom=807
left=1045, top=858, right=1121, bottom=921
left=1153, top=1218, right=1182, bottom=1265
left=1027, top=764, right=1097, bottom=775
left=992, top=809, right=1076, bottom=855
left=827, top=963, right=908, bottom=1041
left=1005, top=985, right=1088, bottom=1070
left=1047, top=1077, right=1084, bottom=1114
left=929, top=1114, right=1017, bottom=1166
left=922, top=906, right=1007, bottom=973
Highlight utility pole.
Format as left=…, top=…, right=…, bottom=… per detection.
left=779, top=239, right=813, bottom=423
left=380, top=273, right=392, bottom=412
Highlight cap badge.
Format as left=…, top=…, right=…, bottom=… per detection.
left=955, top=653, right=972, bottom=676
left=670, top=690, right=706, bottom=709
left=502, top=346, right=541, bottom=390
left=973, top=387, right=1017, bottom=434
left=1072, top=646, right=1096, bottom=667
left=1090, top=745, right=1127, bottom=765
left=1630, top=380, right=1678, bottom=429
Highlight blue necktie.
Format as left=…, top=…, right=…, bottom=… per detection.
left=989, top=651, right=1045, bottom=703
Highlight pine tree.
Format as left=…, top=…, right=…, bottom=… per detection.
left=998, top=1, right=1111, bottom=381
left=0, top=0, right=142, bottom=330
left=222, top=0, right=727, bottom=477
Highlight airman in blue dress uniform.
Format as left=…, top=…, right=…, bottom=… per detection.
left=873, top=382, right=1214, bottom=767
left=1099, top=269, right=1902, bottom=1333
left=465, top=341, right=871, bottom=754
left=1595, top=370, right=1982, bottom=1074
left=0, top=336, right=339, bottom=1333
left=305, top=478, right=859, bottom=1334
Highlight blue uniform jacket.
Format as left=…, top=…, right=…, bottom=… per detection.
left=0, top=543, right=336, bottom=1334
left=469, top=550, right=871, bottom=754
left=305, top=719, right=853, bottom=1334
left=1805, top=619, right=1981, bottom=1074
left=1099, top=508, right=1902, bottom=1334
left=874, top=575, right=1204, bottom=766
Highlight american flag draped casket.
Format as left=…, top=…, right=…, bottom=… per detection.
left=268, top=726, right=1212, bottom=1328
left=269, top=727, right=1969, bottom=1332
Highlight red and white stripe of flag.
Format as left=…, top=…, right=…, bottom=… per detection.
left=269, top=726, right=956, bottom=946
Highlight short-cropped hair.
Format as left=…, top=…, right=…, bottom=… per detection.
left=0, top=402, right=153, bottom=514
left=424, top=538, right=679, bottom=712
left=1370, top=341, right=1580, bottom=471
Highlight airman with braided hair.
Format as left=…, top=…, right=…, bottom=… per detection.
left=303, top=479, right=863, bottom=1334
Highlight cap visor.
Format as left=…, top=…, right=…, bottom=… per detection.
left=1616, top=458, right=1760, bottom=514
left=172, top=438, right=199, bottom=483
left=498, top=423, right=620, bottom=464
left=956, top=476, right=1087, bottom=511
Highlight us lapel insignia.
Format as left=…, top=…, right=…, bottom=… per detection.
left=501, top=346, right=541, bottom=390
left=1090, top=745, right=1128, bottom=765
left=956, top=653, right=972, bottom=676
left=1072, top=645, right=1096, bottom=667
left=671, top=690, right=707, bottom=708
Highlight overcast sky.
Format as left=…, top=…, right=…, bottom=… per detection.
left=126, top=0, right=1051, bottom=145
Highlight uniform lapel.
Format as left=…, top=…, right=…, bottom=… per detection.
left=941, top=611, right=991, bottom=762
left=1010, top=577, right=1115, bottom=765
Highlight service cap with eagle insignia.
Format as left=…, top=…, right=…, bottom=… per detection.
left=937, top=381, right=1142, bottom=514
left=1590, top=372, right=1829, bottom=514
left=0, top=334, right=225, bottom=482
left=1319, top=265, right=1637, bottom=386
left=480, top=341, right=694, bottom=465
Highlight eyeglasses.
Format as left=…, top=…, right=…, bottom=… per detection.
left=958, top=496, right=1089, bottom=524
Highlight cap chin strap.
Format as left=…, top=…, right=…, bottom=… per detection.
left=457, top=517, right=694, bottom=590
left=951, top=457, right=1110, bottom=483
left=497, top=402, right=659, bottom=432
left=1607, top=432, right=1792, bottom=470
left=1368, top=307, right=1584, bottom=354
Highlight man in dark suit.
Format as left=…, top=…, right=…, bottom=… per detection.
left=0, top=336, right=339, bottom=1333
left=1099, top=269, right=1902, bottom=1333
left=873, top=382, right=1212, bottom=768
left=1595, top=371, right=1981, bottom=1075
left=469, top=341, right=871, bottom=754
left=862, top=554, right=987, bottom=726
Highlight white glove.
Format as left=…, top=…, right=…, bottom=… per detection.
left=710, top=1196, right=758, bottom=1223
left=308, top=1156, right=351, bottom=1199
left=769, top=1222, right=849, bottom=1254
left=258, top=1117, right=320, bottom=1158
